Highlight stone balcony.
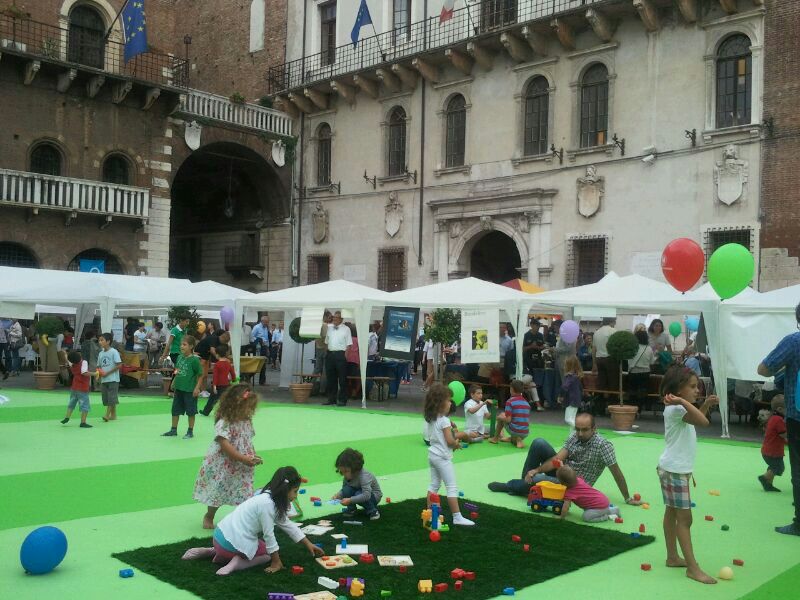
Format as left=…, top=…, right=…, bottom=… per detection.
left=0, top=168, right=149, bottom=228
left=174, top=89, right=293, bottom=137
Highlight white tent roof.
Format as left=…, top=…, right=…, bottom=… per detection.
left=238, top=280, right=393, bottom=309
left=723, top=282, right=800, bottom=312
left=389, top=277, right=534, bottom=310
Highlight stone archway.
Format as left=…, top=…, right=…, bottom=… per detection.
left=469, top=230, right=522, bottom=283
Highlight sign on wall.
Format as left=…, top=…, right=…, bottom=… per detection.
left=460, top=308, right=499, bottom=364
left=79, top=259, right=105, bottom=273
left=380, top=306, right=420, bottom=361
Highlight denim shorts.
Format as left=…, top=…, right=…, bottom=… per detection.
left=763, top=454, right=785, bottom=476
left=68, top=391, right=90, bottom=413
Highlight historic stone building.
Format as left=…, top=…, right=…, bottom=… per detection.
left=271, top=0, right=767, bottom=291
left=0, top=0, right=293, bottom=292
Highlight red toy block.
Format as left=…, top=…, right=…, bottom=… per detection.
left=523, top=544, right=530, bottom=552
left=450, top=568, right=465, bottom=580
left=704, top=515, right=714, bottom=521
left=511, top=535, right=521, bottom=543
left=399, top=566, right=407, bottom=574
left=310, top=496, right=321, bottom=502
left=464, top=571, right=475, bottom=581
left=454, top=581, right=463, bottom=591
left=470, top=512, right=479, bottom=520
left=339, top=578, right=347, bottom=588
left=386, top=497, right=391, bottom=503
left=614, top=517, right=623, bottom=524
left=291, top=566, right=304, bottom=575
left=639, top=524, right=646, bottom=533
left=551, top=458, right=562, bottom=469
left=434, top=583, right=449, bottom=593
left=641, top=563, right=651, bottom=571
left=733, top=559, right=744, bottom=567
left=429, top=492, right=441, bottom=503
left=301, top=477, right=309, bottom=483
left=359, top=553, right=375, bottom=564
left=633, top=493, right=641, bottom=502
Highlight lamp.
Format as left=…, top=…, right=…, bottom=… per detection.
left=612, top=134, right=625, bottom=156
left=685, top=128, right=697, bottom=147
left=550, top=144, right=564, bottom=165
left=363, top=170, right=376, bottom=189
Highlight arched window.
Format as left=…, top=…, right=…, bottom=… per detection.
left=317, top=123, right=332, bottom=186
left=580, top=63, right=609, bottom=148
left=716, top=34, right=752, bottom=129
left=445, top=94, right=466, bottom=168
left=102, top=154, right=131, bottom=185
left=30, top=143, right=63, bottom=176
left=0, top=242, right=39, bottom=268
left=68, top=5, right=105, bottom=68
left=67, top=248, right=124, bottom=274
left=523, top=76, right=549, bottom=156
left=388, top=107, right=407, bottom=176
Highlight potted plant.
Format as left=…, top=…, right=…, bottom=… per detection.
left=422, top=308, right=461, bottom=383
left=229, top=91, right=246, bottom=104
left=34, top=316, right=65, bottom=389
left=288, top=317, right=316, bottom=403
left=606, top=330, right=640, bottom=431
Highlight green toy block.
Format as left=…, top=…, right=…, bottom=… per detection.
left=381, top=591, right=392, bottom=598
left=438, top=524, right=450, bottom=533
left=489, top=402, right=497, bottom=437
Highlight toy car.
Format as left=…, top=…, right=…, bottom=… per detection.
left=527, top=481, right=567, bottom=515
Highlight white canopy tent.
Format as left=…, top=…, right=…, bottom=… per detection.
left=233, top=280, right=394, bottom=408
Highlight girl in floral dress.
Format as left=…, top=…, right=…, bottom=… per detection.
left=193, top=384, right=263, bottom=529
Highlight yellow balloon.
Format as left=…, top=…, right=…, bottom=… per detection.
left=196, top=321, right=206, bottom=334
left=40, top=334, right=49, bottom=347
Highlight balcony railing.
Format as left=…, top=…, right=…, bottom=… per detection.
left=268, top=0, right=604, bottom=95
left=0, top=168, right=150, bottom=221
left=0, top=14, right=188, bottom=88
left=225, top=242, right=264, bottom=273
left=176, top=89, right=293, bottom=136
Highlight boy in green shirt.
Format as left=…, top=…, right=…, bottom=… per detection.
left=161, top=316, right=190, bottom=365
left=163, top=335, right=203, bottom=439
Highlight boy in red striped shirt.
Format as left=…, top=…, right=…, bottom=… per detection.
left=61, top=350, right=94, bottom=428
left=490, top=380, right=531, bottom=449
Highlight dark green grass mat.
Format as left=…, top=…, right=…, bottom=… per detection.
left=113, top=498, right=653, bottom=600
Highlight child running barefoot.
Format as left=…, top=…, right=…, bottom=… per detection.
left=559, top=356, right=584, bottom=432
left=193, top=384, right=263, bottom=529
left=424, top=384, right=474, bottom=526
left=657, top=366, right=719, bottom=585
left=332, top=448, right=383, bottom=520
left=556, top=465, right=620, bottom=522
left=463, top=385, right=492, bottom=442
left=182, top=466, right=323, bottom=575
left=490, top=379, right=531, bottom=448
left=759, top=395, right=788, bottom=492
left=60, top=350, right=93, bottom=428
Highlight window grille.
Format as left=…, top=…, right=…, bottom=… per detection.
left=481, top=0, right=517, bottom=30
left=378, top=248, right=406, bottom=292
left=68, top=5, right=105, bottom=68
left=716, top=34, right=752, bottom=128
left=320, top=2, right=337, bottom=66
left=30, top=143, right=62, bottom=176
left=388, top=107, right=407, bottom=176
left=566, top=236, right=607, bottom=287
left=580, top=64, right=609, bottom=148
left=308, top=255, right=330, bottom=284
left=102, top=155, right=130, bottom=185
left=317, top=124, right=332, bottom=185
left=0, top=242, right=39, bottom=268
left=445, top=95, right=466, bottom=168
left=523, top=76, right=549, bottom=156
left=392, top=0, right=411, bottom=45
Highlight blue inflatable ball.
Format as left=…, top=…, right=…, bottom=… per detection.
left=20, top=526, right=68, bottom=575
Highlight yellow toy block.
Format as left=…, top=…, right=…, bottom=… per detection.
left=418, top=579, right=433, bottom=593
left=350, top=579, right=365, bottom=597
left=536, top=481, right=567, bottom=501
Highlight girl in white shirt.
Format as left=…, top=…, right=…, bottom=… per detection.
left=182, top=466, right=323, bottom=575
left=424, top=384, right=475, bottom=526
left=657, top=366, right=719, bottom=585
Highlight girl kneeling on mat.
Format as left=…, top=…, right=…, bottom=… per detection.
left=182, top=466, right=323, bottom=575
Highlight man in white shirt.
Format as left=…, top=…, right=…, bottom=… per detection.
left=368, top=325, right=379, bottom=360
left=323, top=311, right=353, bottom=406
left=592, top=318, right=619, bottom=398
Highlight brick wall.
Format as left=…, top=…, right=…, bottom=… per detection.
left=760, top=0, right=800, bottom=289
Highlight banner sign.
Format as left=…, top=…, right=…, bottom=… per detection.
left=460, top=308, right=499, bottom=364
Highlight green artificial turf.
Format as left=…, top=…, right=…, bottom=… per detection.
left=113, top=498, right=653, bottom=600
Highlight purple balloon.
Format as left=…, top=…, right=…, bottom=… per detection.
left=559, top=320, right=580, bottom=344
left=220, top=306, right=234, bottom=325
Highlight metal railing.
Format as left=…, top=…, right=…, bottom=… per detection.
left=0, top=168, right=150, bottom=220
left=0, top=14, right=188, bottom=88
left=268, top=0, right=605, bottom=94
left=176, top=89, right=293, bottom=136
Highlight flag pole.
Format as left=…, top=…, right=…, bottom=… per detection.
left=463, top=0, right=478, bottom=35
left=104, top=0, right=131, bottom=42
left=369, top=22, right=386, bottom=62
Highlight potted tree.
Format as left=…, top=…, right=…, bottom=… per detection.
left=34, top=316, right=65, bottom=389
left=422, top=308, right=461, bottom=383
left=606, top=330, right=640, bottom=431
left=288, top=317, right=316, bottom=403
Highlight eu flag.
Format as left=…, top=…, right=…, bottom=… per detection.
left=351, top=0, right=373, bottom=47
left=121, top=0, right=148, bottom=62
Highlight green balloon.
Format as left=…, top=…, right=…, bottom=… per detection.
left=707, top=243, right=755, bottom=300
left=448, top=381, right=466, bottom=405
left=669, top=321, right=682, bottom=337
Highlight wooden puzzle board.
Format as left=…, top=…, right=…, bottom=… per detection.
left=315, top=555, right=358, bottom=570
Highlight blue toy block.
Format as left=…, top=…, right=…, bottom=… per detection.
left=690, top=502, right=696, bottom=508
left=267, top=594, right=295, bottom=600
left=119, top=568, right=134, bottom=578
left=299, top=489, right=306, bottom=494
left=314, top=543, right=324, bottom=549
left=630, top=532, right=641, bottom=539
left=503, top=587, right=516, bottom=595
left=463, top=502, right=478, bottom=512
left=341, top=538, right=347, bottom=549
left=461, top=443, right=469, bottom=449
left=431, top=503, right=440, bottom=531
left=313, top=500, right=322, bottom=507
left=458, top=491, right=464, bottom=497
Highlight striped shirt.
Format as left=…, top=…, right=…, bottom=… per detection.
left=504, top=395, right=531, bottom=437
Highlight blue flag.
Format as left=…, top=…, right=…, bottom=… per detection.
left=121, top=0, right=148, bottom=62
left=351, top=0, right=373, bottom=47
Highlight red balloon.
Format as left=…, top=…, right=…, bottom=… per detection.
left=661, top=238, right=704, bottom=292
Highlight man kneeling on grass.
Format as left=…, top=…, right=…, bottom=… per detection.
left=488, top=412, right=643, bottom=507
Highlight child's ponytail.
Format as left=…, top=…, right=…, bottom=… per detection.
left=260, top=466, right=302, bottom=519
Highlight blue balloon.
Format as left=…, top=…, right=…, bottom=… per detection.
left=685, top=316, right=700, bottom=332
left=20, top=526, right=68, bottom=575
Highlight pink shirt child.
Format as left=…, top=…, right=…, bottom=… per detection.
left=563, top=477, right=610, bottom=510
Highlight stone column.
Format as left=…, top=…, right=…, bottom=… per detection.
left=538, top=208, right=553, bottom=289
left=437, top=220, right=449, bottom=283
left=525, top=210, right=542, bottom=285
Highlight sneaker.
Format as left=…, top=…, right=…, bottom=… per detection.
left=488, top=481, right=509, bottom=493
left=536, top=406, right=545, bottom=412
left=199, top=391, right=211, bottom=398
left=342, top=507, right=357, bottom=517
left=60, top=418, right=69, bottom=424
left=183, top=431, right=194, bottom=439
left=775, top=523, right=800, bottom=536
left=369, top=511, right=381, bottom=521
left=162, top=429, right=178, bottom=437
left=80, top=422, right=93, bottom=428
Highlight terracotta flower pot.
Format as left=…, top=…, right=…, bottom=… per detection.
left=289, top=382, right=313, bottom=403
left=608, top=404, right=638, bottom=431
left=33, top=371, right=59, bottom=390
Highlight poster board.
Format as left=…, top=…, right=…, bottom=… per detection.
left=460, top=308, right=499, bottom=364
left=379, top=306, right=420, bottom=361
left=299, top=307, right=325, bottom=338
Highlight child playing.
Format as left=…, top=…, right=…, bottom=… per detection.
left=201, top=343, right=236, bottom=417
left=759, top=395, right=788, bottom=492
left=193, top=384, right=263, bottom=529
left=163, top=335, right=202, bottom=439
left=520, top=374, right=545, bottom=412
left=463, top=384, right=491, bottom=441
left=183, top=466, right=323, bottom=575
left=657, top=365, right=719, bottom=584
left=332, top=448, right=383, bottom=520
left=556, top=465, right=620, bottom=522
left=490, top=379, right=531, bottom=448
left=60, top=350, right=93, bottom=428
left=559, top=356, right=584, bottom=431
left=424, top=383, right=474, bottom=526
left=96, top=333, right=121, bottom=422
